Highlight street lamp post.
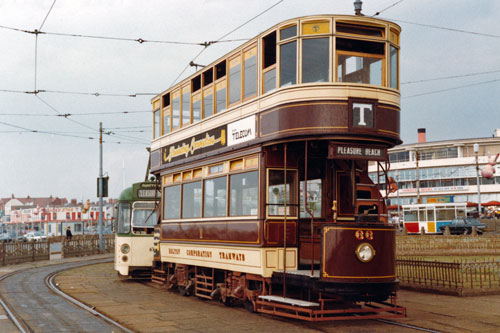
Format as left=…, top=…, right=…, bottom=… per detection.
left=474, top=143, right=482, bottom=216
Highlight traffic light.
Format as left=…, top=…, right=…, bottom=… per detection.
left=97, top=176, right=109, bottom=197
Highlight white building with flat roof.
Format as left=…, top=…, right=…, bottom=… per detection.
left=369, top=129, right=500, bottom=214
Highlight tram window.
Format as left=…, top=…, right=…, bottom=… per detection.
left=336, top=38, right=384, bottom=85
left=203, top=68, right=213, bottom=86
left=302, top=38, right=329, bottom=83
left=230, top=171, right=258, bottom=216
left=229, top=56, right=241, bottom=105
left=192, top=75, right=201, bottom=93
left=336, top=23, right=383, bottom=38
left=162, top=93, right=170, bottom=107
left=243, top=48, right=257, bottom=99
left=192, top=93, right=201, bottom=124
left=182, top=87, right=191, bottom=126
left=153, top=110, right=160, bottom=139
left=299, top=179, right=322, bottom=218
left=203, top=87, right=214, bottom=118
left=390, top=45, right=398, bottom=89
left=280, top=41, right=297, bottom=87
left=163, top=108, right=171, bottom=135
left=117, top=202, right=131, bottom=234
left=267, top=169, right=298, bottom=216
left=204, top=176, right=227, bottom=217
left=263, top=31, right=277, bottom=94
left=172, top=92, right=180, bottom=129
left=164, top=185, right=181, bottom=219
left=215, top=80, right=226, bottom=114
left=182, top=181, right=202, bottom=218
left=215, top=60, right=226, bottom=80
left=132, top=203, right=157, bottom=227
left=280, top=25, right=297, bottom=40
left=404, top=210, right=418, bottom=222
left=427, top=209, right=435, bottom=221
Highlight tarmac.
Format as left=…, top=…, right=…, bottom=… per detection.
left=2, top=255, right=500, bottom=332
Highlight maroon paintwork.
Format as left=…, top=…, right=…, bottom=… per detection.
left=321, top=224, right=396, bottom=283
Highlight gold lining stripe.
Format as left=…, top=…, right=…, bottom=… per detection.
left=378, top=129, right=399, bottom=136
left=324, top=226, right=394, bottom=232
left=261, top=126, right=347, bottom=138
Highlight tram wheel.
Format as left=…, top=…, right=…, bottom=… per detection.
left=179, top=285, right=190, bottom=296
left=244, top=300, right=255, bottom=313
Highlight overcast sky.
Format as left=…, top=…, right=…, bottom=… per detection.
left=1, top=0, right=499, bottom=201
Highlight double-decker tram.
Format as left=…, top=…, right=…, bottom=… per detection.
left=115, top=181, right=160, bottom=279
left=150, top=13, right=405, bottom=320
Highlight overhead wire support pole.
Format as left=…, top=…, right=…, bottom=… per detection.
left=99, top=122, right=105, bottom=252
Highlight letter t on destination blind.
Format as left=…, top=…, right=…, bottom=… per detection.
left=352, top=103, right=374, bottom=128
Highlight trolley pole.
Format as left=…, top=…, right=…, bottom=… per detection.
left=98, top=122, right=105, bottom=252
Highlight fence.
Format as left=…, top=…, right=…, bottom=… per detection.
left=62, top=234, right=114, bottom=258
left=396, top=234, right=500, bottom=256
left=0, top=234, right=115, bottom=266
left=397, top=258, right=500, bottom=296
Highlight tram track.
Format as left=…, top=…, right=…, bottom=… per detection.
left=375, top=318, right=441, bottom=332
left=0, top=257, right=132, bottom=333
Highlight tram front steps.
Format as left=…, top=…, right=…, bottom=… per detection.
left=151, top=268, right=167, bottom=285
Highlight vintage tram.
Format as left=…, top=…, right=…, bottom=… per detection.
left=149, top=13, right=405, bottom=320
left=114, top=181, right=159, bottom=279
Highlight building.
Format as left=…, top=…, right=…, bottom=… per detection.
left=1, top=195, right=116, bottom=236
left=369, top=129, right=500, bottom=216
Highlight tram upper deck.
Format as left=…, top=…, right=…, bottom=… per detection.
left=150, top=14, right=401, bottom=172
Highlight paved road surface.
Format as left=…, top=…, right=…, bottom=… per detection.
left=0, top=256, right=122, bottom=333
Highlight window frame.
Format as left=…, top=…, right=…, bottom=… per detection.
left=266, top=168, right=299, bottom=219
left=335, top=48, right=386, bottom=86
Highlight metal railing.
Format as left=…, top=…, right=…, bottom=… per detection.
left=397, top=258, right=500, bottom=295
left=0, top=234, right=114, bottom=266
left=396, top=235, right=500, bottom=256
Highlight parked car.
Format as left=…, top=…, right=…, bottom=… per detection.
left=0, top=232, right=16, bottom=242
left=24, top=231, right=48, bottom=241
left=439, top=217, right=488, bottom=235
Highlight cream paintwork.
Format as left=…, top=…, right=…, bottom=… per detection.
left=114, top=235, right=155, bottom=276
left=151, top=84, right=400, bottom=151
left=159, top=243, right=297, bottom=278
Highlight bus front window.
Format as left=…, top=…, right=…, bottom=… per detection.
left=117, top=202, right=131, bottom=234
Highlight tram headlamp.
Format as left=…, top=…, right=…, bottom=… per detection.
left=120, top=243, right=130, bottom=254
left=355, top=243, right=375, bottom=263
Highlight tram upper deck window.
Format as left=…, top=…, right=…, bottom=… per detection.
left=192, top=93, right=201, bottom=123
left=280, top=25, right=297, bottom=40
left=164, top=185, right=181, bottom=219
left=117, top=202, right=131, bottom=234
left=336, top=23, right=384, bottom=38
left=302, top=38, right=329, bottom=83
left=182, top=86, right=191, bottom=126
left=216, top=81, right=226, bottom=114
left=229, top=56, right=241, bottom=105
left=203, top=68, right=213, bottom=86
left=153, top=110, right=160, bottom=139
left=243, top=47, right=257, bottom=99
left=336, top=38, right=384, bottom=86
left=280, top=41, right=297, bottom=87
left=262, top=31, right=276, bottom=94
left=267, top=169, right=298, bottom=217
left=390, top=46, right=398, bottom=89
left=172, top=91, right=180, bottom=129
left=203, top=86, right=214, bottom=118
left=132, top=202, right=157, bottom=228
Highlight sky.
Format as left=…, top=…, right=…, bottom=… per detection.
left=0, top=0, right=499, bottom=201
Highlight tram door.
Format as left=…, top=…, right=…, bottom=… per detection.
left=331, top=159, right=355, bottom=221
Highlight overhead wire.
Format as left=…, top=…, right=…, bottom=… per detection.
left=371, top=0, right=405, bottom=17
left=382, top=17, right=500, bottom=39
left=170, top=0, right=285, bottom=87
left=0, top=88, right=157, bottom=97
left=403, top=78, right=500, bottom=99
left=401, top=69, right=500, bottom=85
